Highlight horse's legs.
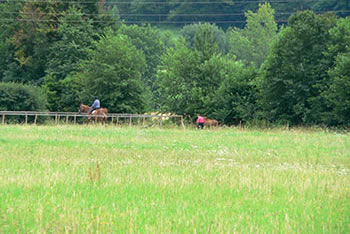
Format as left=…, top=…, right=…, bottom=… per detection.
left=87, top=114, right=92, bottom=125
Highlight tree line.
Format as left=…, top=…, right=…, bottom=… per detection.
left=0, top=1, right=349, bottom=126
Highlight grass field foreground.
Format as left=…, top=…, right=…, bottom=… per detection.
left=0, top=125, right=349, bottom=233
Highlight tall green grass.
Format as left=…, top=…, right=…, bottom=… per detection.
left=0, top=125, right=349, bottom=232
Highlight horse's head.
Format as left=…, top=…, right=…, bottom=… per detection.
left=79, top=103, right=89, bottom=113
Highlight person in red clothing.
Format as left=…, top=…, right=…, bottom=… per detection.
left=196, top=114, right=205, bottom=129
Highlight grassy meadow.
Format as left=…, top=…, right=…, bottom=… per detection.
left=0, top=125, right=349, bottom=233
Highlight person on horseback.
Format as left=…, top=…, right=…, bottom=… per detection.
left=89, top=97, right=100, bottom=114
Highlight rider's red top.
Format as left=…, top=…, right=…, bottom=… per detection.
left=196, top=116, right=205, bottom=123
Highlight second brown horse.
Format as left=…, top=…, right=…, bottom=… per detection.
left=204, top=117, right=219, bottom=128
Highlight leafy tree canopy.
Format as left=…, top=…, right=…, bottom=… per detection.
left=0, top=82, right=47, bottom=111
left=228, top=3, right=278, bottom=67
left=118, top=24, right=166, bottom=108
left=80, top=28, right=147, bottom=113
left=322, top=17, right=350, bottom=125
left=259, top=10, right=337, bottom=124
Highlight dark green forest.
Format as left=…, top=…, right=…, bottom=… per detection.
left=0, top=0, right=349, bottom=126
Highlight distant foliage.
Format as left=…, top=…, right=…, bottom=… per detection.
left=80, top=29, right=147, bottom=113
left=156, top=38, right=201, bottom=116
left=118, top=24, right=166, bottom=108
left=43, top=73, right=84, bottom=112
left=156, top=32, right=258, bottom=123
left=45, top=7, right=95, bottom=80
left=0, top=0, right=121, bottom=86
left=259, top=11, right=337, bottom=125
left=228, top=3, right=278, bottom=67
left=114, top=0, right=349, bottom=27
left=325, top=50, right=350, bottom=125
left=181, top=23, right=229, bottom=55
left=211, top=64, right=258, bottom=125
left=0, top=82, right=47, bottom=111
left=321, top=17, right=350, bottom=125
left=43, top=7, right=95, bottom=111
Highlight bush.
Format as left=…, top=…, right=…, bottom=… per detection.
left=0, top=82, right=47, bottom=111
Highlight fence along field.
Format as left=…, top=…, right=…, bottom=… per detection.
left=0, top=125, right=349, bottom=232
left=0, top=111, right=184, bottom=127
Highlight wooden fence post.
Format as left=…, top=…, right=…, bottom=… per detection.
left=34, top=114, right=37, bottom=124
left=181, top=116, right=185, bottom=129
left=55, top=114, right=58, bottom=124
left=2, top=114, right=5, bottom=124
left=129, top=116, right=132, bottom=127
left=25, top=113, right=28, bottom=125
left=74, top=114, right=76, bottom=124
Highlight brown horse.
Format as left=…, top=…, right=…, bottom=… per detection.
left=79, top=103, right=108, bottom=124
left=204, top=117, right=219, bottom=128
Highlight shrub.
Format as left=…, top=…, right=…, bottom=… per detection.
left=0, top=82, right=47, bottom=111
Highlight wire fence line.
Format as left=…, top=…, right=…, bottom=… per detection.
left=0, top=11, right=347, bottom=24
left=0, top=111, right=185, bottom=127
left=4, top=10, right=348, bottom=16
left=1, top=0, right=348, bottom=25
left=0, top=18, right=290, bottom=24
left=0, top=0, right=326, bottom=4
